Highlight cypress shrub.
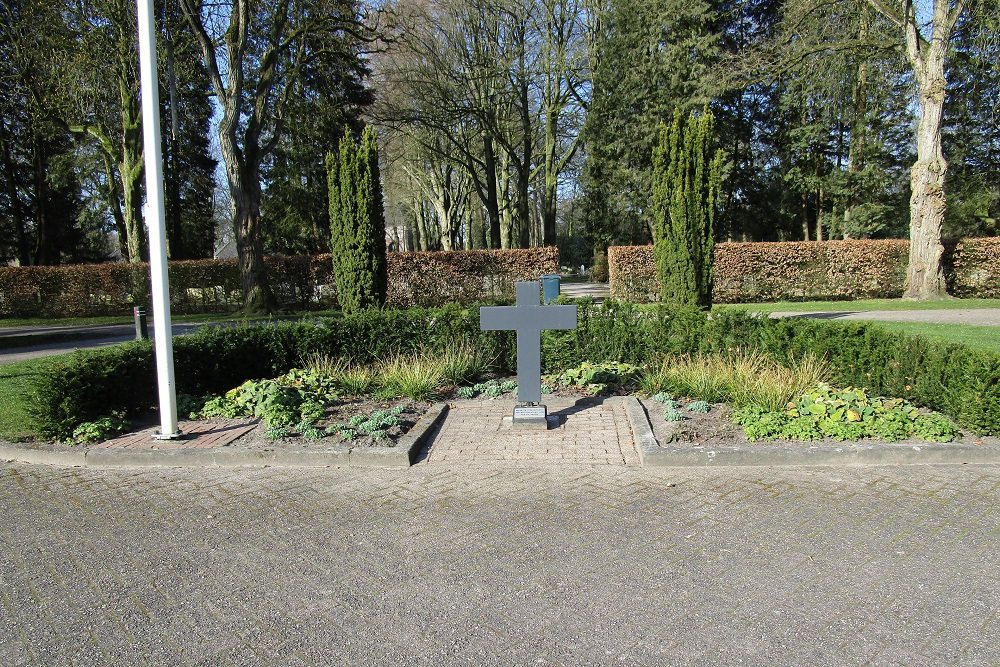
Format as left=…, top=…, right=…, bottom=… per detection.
left=327, top=125, right=388, bottom=314
left=651, top=107, right=725, bottom=308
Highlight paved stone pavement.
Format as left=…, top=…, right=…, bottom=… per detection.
left=426, top=399, right=639, bottom=466
left=2, top=462, right=999, bottom=666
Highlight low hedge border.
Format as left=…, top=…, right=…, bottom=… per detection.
left=28, top=301, right=1000, bottom=440
left=609, top=237, right=1000, bottom=302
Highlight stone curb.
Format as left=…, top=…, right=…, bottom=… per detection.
left=621, top=397, right=657, bottom=467
left=622, top=400, right=1000, bottom=467
left=0, top=402, right=449, bottom=469
left=350, top=402, right=449, bottom=467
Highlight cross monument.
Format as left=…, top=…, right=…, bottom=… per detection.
left=480, top=281, right=577, bottom=428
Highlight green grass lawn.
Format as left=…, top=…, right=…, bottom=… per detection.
left=720, top=298, right=1000, bottom=313
left=0, top=355, right=67, bottom=441
left=860, top=321, right=1000, bottom=354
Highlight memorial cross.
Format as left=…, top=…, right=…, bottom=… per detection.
left=480, top=281, right=577, bottom=404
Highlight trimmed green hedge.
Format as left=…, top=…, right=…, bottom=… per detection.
left=30, top=301, right=1000, bottom=439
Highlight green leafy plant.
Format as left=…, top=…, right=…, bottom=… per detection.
left=199, top=370, right=335, bottom=430
left=732, top=383, right=960, bottom=442
left=483, top=382, right=503, bottom=398
left=650, top=391, right=674, bottom=403
left=176, top=393, right=210, bottom=419
left=265, top=424, right=290, bottom=440
left=552, top=361, right=640, bottom=395
left=456, top=386, right=476, bottom=399
left=69, top=412, right=130, bottom=444
left=686, top=400, right=710, bottom=413
left=295, top=420, right=324, bottom=440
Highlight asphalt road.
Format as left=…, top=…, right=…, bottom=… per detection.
left=0, top=322, right=205, bottom=364
left=1, top=462, right=998, bottom=666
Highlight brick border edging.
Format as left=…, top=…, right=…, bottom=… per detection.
left=621, top=396, right=1000, bottom=467
left=0, top=402, right=449, bottom=469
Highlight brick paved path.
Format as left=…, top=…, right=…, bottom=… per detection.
left=426, top=398, right=639, bottom=465
left=2, top=463, right=999, bottom=666
left=93, top=420, right=258, bottom=450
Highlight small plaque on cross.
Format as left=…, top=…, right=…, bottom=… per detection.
left=480, top=281, right=577, bottom=429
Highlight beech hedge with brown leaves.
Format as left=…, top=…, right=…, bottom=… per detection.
left=609, top=238, right=1000, bottom=303
left=0, top=247, right=559, bottom=318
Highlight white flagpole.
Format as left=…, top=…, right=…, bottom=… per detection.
left=137, top=0, right=180, bottom=439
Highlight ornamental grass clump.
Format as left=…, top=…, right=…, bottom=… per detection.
left=642, top=350, right=830, bottom=410
left=302, top=352, right=379, bottom=397
left=378, top=352, right=447, bottom=401
left=438, top=340, right=494, bottom=387
left=724, top=351, right=830, bottom=411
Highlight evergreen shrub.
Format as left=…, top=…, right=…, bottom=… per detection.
left=327, top=126, right=388, bottom=313
left=27, top=303, right=1000, bottom=439
left=650, top=108, right=724, bottom=307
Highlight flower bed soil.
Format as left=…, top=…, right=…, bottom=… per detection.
left=640, top=398, right=1000, bottom=449
left=233, top=397, right=428, bottom=450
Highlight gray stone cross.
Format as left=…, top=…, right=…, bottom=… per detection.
left=480, top=281, right=577, bottom=404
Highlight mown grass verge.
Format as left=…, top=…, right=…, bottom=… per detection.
left=0, top=355, right=67, bottom=440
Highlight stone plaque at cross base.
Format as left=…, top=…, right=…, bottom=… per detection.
left=480, top=281, right=577, bottom=429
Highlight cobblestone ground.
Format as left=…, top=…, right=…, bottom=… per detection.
left=1, top=463, right=999, bottom=666
left=426, top=399, right=639, bottom=465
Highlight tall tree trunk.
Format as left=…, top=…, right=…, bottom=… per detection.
left=517, top=73, right=532, bottom=249
left=483, top=132, right=501, bottom=248
left=867, top=0, right=962, bottom=299
left=164, top=23, right=182, bottom=259
left=0, top=118, right=29, bottom=265
left=542, top=107, right=559, bottom=246
left=221, top=113, right=274, bottom=311
left=31, top=130, right=55, bottom=265
left=119, top=67, right=147, bottom=263
left=904, top=8, right=950, bottom=298
left=816, top=187, right=824, bottom=241
left=801, top=192, right=810, bottom=241
left=844, top=19, right=870, bottom=240
left=232, top=168, right=272, bottom=312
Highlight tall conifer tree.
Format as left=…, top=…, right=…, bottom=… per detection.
left=651, top=108, right=724, bottom=308
left=327, top=126, right=388, bottom=313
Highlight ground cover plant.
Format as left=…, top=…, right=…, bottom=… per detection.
left=731, top=384, right=959, bottom=443
left=546, top=361, right=641, bottom=395
left=455, top=379, right=520, bottom=399
left=170, top=341, right=494, bottom=443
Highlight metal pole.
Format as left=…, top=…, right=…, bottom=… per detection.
left=137, top=0, right=180, bottom=439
